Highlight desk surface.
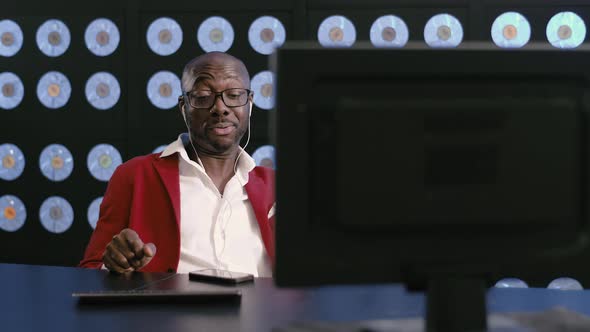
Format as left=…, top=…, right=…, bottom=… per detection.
left=2, top=263, right=590, bottom=332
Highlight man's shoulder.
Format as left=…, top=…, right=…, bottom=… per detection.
left=116, top=153, right=177, bottom=174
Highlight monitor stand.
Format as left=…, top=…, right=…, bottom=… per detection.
left=426, top=276, right=488, bottom=332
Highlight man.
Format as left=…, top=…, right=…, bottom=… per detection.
left=79, top=52, right=275, bottom=277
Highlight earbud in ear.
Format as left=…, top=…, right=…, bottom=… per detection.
left=181, top=96, right=189, bottom=123
left=249, top=102, right=253, bottom=117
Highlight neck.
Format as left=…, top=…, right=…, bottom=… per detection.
left=186, top=145, right=241, bottom=194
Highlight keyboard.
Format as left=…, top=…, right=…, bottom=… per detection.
left=72, top=289, right=241, bottom=304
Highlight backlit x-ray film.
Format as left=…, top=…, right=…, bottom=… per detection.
left=147, top=17, right=183, bottom=56
left=36, top=71, right=71, bottom=109
left=39, top=144, right=74, bottom=182
left=251, top=71, right=275, bottom=110
left=36, top=19, right=70, bottom=57
left=370, top=15, right=409, bottom=48
left=39, top=196, right=73, bottom=234
left=0, top=143, right=25, bottom=181
left=87, top=144, right=122, bottom=182
left=424, top=13, right=463, bottom=48
left=0, top=72, right=24, bottom=110
left=87, top=196, right=103, bottom=230
left=0, top=20, right=23, bottom=57
left=317, top=15, right=356, bottom=47
left=546, top=11, right=586, bottom=49
left=252, top=145, right=276, bottom=170
left=491, top=12, right=531, bottom=48
left=248, top=16, right=286, bottom=55
left=85, top=72, right=121, bottom=110
left=0, top=195, right=26, bottom=232
left=147, top=71, right=181, bottom=109
left=197, top=16, right=234, bottom=52
left=85, top=18, right=120, bottom=56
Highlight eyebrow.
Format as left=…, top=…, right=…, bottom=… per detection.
left=192, top=76, right=245, bottom=91
left=195, top=73, right=241, bottom=81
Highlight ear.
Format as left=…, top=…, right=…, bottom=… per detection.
left=178, top=96, right=187, bottom=122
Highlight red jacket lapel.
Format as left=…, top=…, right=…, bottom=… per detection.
left=245, top=168, right=276, bottom=262
left=152, top=154, right=181, bottom=230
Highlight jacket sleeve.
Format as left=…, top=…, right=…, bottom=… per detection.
left=78, top=164, right=133, bottom=268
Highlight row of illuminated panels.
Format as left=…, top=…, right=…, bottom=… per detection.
left=1, top=16, right=286, bottom=57
left=0, top=70, right=276, bottom=111
left=0, top=10, right=587, bottom=60
left=313, top=11, right=587, bottom=49
left=0, top=142, right=275, bottom=233
left=0, top=143, right=276, bottom=182
left=0, top=194, right=102, bottom=233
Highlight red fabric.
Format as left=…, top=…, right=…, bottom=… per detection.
left=79, top=153, right=275, bottom=272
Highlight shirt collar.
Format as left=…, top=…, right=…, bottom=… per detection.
left=160, top=133, right=256, bottom=184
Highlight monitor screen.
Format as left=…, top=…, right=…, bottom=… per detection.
left=271, top=43, right=590, bottom=291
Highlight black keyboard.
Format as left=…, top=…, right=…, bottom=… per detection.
left=72, top=289, right=241, bottom=304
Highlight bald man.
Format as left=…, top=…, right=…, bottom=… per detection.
left=80, top=52, right=276, bottom=276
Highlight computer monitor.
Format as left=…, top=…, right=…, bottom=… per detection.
left=271, top=42, right=590, bottom=331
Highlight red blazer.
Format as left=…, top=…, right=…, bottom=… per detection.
left=79, top=153, right=276, bottom=272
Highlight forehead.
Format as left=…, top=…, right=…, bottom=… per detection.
left=192, top=62, right=248, bottom=90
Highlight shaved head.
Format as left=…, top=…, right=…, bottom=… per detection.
left=181, top=52, right=250, bottom=92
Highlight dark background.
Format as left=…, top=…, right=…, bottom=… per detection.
left=0, top=0, right=589, bottom=266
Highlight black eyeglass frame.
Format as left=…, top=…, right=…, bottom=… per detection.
left=181, top=88, right=253, bottom=109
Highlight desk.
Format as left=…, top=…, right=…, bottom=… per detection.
left=2, top=263, right=590, bottom=332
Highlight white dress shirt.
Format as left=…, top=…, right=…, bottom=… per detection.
left=160, top=134, right=272, bottom=277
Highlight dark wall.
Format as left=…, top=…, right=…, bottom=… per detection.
left=0, top=0, right=588, bottom=266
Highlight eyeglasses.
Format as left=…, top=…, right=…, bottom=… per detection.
left=183, top=88, right=252, bottom=109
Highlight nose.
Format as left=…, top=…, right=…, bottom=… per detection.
left=209, top=94, right=229, bottom=116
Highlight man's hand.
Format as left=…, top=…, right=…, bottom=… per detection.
left=102, top=228, right=157, bottom=273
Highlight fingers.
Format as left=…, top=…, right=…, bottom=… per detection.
left=102, top=249, right=133, bottom=274
left=103, top=228, right=145, bottom=273
left=103, top=239, right=132, bottom=272
left=136, top=243, right=157, bottom=268
left=111, top=234, right=137, bottom=262
left=144, top=243, right=156, bottom=258
left=121, top=229, right=145, bottom=258
left=102, top=229, right=158, bottom=273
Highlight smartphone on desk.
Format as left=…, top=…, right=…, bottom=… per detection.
left=189, top=269, right=254, bottom=285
